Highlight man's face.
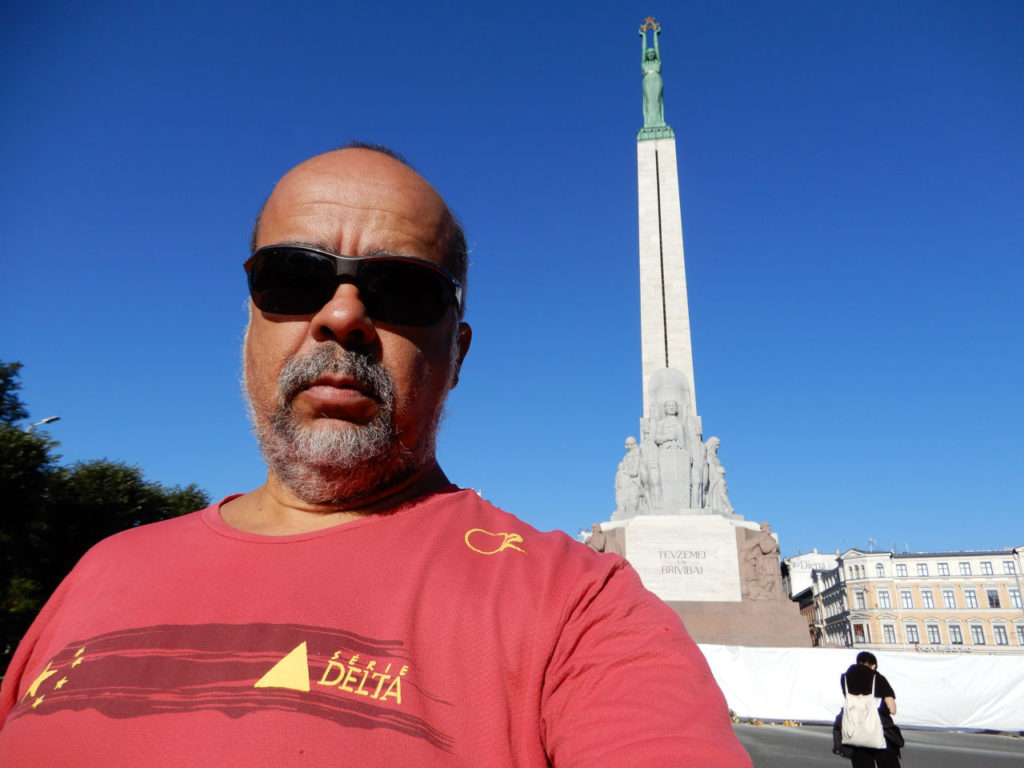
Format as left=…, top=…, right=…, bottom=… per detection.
left=244, top=149, right=471, bottom=505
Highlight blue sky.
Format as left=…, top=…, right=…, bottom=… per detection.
left=3, top=1, right=1021, bottom=558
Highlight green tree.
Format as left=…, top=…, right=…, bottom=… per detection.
left=0, top=362, right=29, bottom=425
left=0, top=365, right=60, bottom=657
left=0, top=361, right=209, bottom=664
left=39, top=461, right=208, bottom=599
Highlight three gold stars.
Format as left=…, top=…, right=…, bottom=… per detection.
left=22, top=661, right=59, bottom=700
left=21, top=645, right=87, bottom=709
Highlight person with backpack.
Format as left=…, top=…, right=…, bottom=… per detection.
left=836, top=651, right=902, bottom=767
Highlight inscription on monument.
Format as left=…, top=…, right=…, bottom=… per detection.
left=623, top=516, right=741, bottom=602
left=659, top=550, right=707, bottom=576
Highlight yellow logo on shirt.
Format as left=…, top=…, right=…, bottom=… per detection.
left=255, top=643, right=409, bottom=705
left=464, top=529, right=526, bottom=555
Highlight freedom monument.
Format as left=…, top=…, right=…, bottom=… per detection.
left=588, top=20, right=808, bottom=647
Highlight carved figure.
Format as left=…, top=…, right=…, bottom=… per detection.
left=638, top=419, right=661, bottom=510
left=639, top=23, right=666, bottom=128
left=587, top=523, right=625, bottom=556
left=613, top=437, right=644, bottom=518
left=654, top=400, right=692, bottom=511
left=704, top=437, right=734, bottom=516
left=654, top=401, right=686, bottom=450
left=741, top=522, right=782, bottom=600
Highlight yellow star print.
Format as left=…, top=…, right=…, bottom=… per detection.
left=22, top=661, right=59, bottom=701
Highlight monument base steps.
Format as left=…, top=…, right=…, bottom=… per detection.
left=666, top=600, right=811, bottom=647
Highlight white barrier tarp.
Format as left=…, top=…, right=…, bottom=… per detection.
left=698, top=645, right=1024, bottom=732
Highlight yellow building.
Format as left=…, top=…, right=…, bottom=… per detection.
left=804, top=547, right=1024, bottom=655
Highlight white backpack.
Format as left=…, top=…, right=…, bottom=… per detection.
left=841, top=674, right=886, bottom=749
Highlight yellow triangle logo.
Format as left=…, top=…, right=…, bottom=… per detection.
left=254, top=642, right=310, bottom=692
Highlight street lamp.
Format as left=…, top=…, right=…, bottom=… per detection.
left=26, top=416, right=60, bottom=430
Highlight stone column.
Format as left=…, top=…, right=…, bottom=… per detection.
left=636, top=136, right=696, bottom=419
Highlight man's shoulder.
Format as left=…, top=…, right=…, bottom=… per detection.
left=429, top=487, right=614, bottom=566
left=81, top=504, right=211, bottom=560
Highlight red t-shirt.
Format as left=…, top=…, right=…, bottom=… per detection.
left=0, top=487, right=750, bottom=766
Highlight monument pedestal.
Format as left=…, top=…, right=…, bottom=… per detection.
left=613, top=515, right=742, bottom=601
left=663, top=600, right=811, bottom=647
left=596, top=515, right=810, bottom=647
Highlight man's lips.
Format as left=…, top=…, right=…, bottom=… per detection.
left=293, top=377, right=378, bottom=419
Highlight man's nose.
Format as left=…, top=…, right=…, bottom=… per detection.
left=309, top=281, right=378, bottom=350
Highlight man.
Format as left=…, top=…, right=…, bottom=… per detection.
left=0, top=145, right=751, bottom=765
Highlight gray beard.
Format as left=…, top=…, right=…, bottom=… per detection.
left=246, top=345, right=438, bottom=506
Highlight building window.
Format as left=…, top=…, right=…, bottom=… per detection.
left=970, top=625, right=986, bottom=645
left=994, top=626, right=1009, bottom=645
left=895, top=564, right=908, bottom=577
left=987, top=589, right=1001, bottom=608
left=853, top=624, right=868, bottom=644
left=905, top=624, right=920, bottom=644
left=1005, top=561, right=1016, bottom=574
left=981, top=561, right=994, bottom=575
left=855, top=592, right=866, bottom=610
left=1010, top=589, right=1022, bottom=609
left=926, top=624, right=941, bottom=644
left=965, top=589, right=978, bottom=609
left=938, top=562, right=950, bottom=576
left=878, top=590, right=892, bottom=609
left=900, top=590, right=913, bottom=609
left=922, top=590, right=935, bottom=609
left=943, top=589, right=956, bottom=609
left=1017, top=626, right=1024, bottom=645
left=959, top=562, right=972, bottom=575
left=882, top=625, right=897, bottom=644
left=917, top=563, right=928, bottom=576
left=876, top=563, right=884, bottom=578
left=949, top=625, right=963, bottom=644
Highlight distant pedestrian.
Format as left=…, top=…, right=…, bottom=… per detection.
left=837, top=651, right=903, bottom=767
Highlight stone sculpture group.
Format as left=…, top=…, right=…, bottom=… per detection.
left=612, top=368, right=735, bottom=520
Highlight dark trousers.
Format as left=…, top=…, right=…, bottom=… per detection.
left=849, top=745, right=901, bottom=768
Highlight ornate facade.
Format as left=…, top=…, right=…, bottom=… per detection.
left=796, top=547, right=1024, bottom=655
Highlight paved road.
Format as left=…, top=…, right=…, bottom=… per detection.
left=734, top=724, right=1024, bottom=767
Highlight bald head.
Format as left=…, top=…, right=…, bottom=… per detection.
left=242, top=145, right=474, bottom=510
left=251, top=145, right=468, bottom=301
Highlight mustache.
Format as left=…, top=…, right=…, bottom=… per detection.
left=277, top=345, right=394, bottom=408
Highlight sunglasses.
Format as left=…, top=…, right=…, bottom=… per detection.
left=245, top=245, right=463, bottom=326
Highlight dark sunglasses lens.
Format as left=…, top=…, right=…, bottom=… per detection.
left=359, top=261, right=454, bottom=326
left=247, top=249, right=335, bottom=314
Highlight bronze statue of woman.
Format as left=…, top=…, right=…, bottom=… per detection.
left=640, top=23, right=665, bottom=128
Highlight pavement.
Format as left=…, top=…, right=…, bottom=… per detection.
left=733, top=723, right=1024, bottom=767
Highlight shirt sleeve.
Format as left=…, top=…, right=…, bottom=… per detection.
left=539, top=558, right=752, bottom=767
left=875, top=672, right=896, bottom=700
left=0, top=572, right=72, bottom=727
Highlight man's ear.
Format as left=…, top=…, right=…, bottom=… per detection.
left=450, top=322, right=472, bottom=389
